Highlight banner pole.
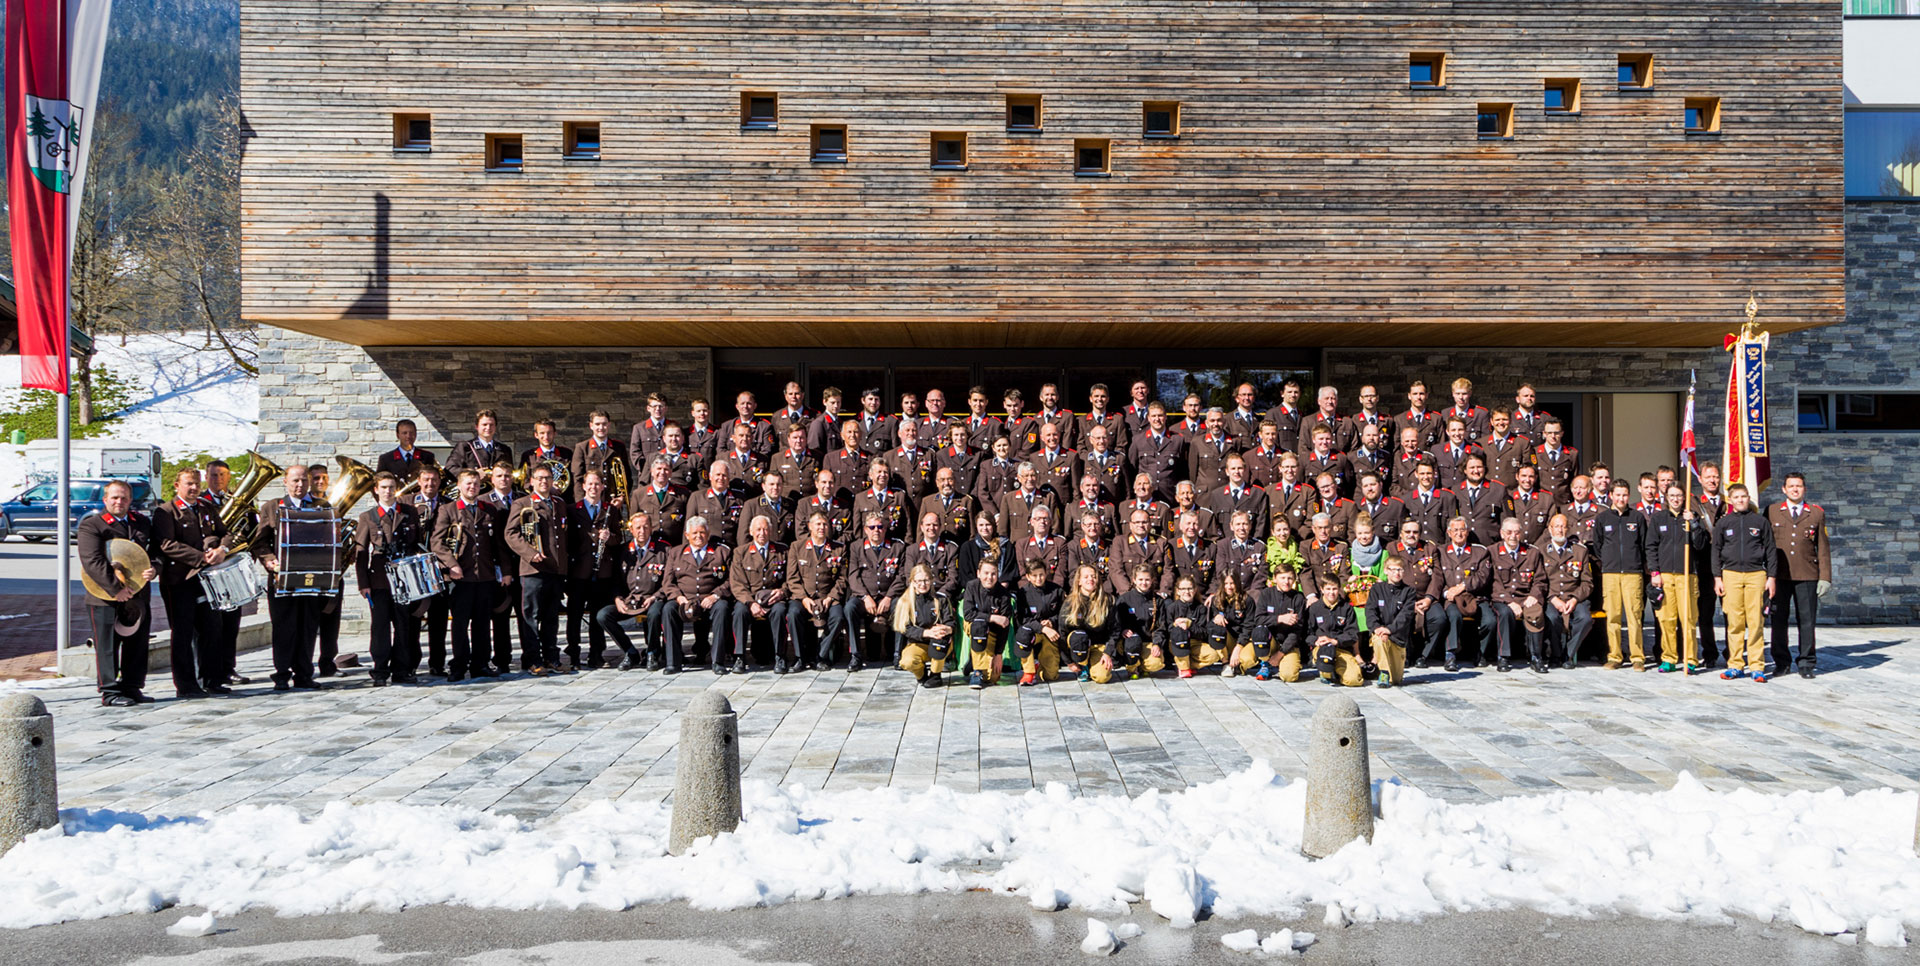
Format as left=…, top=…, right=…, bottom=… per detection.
left=56, top=382, right=70, bottom=664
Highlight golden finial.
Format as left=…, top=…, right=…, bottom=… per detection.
left=1738, top=291, right=1761, bottom=340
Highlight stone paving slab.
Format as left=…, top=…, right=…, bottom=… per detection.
left=14, top=627, right=1917, bottom=820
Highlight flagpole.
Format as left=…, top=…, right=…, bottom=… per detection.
left=1681, top=370, right=1695, bottom=674
left=54, top=0, right=71, bottom=669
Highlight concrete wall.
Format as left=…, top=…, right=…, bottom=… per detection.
left=1844, top=18, right=1920, bottom=104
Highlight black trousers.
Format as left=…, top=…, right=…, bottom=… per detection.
left=1696, top=574, right=1720, bottom=666
left=1494, top=602, right=1546, bottom=663
left=520, top=573, right=563, bottom=669
left=1443, top=599, right=1493, bottom=663
left=317, top=592, right=343, bottom=672
left=1545, top=599, right=1593, bottom=664
left=839, top=598, right=894, bottom=662
left=87, top=596, right=151, bottom=697
left=367, top=588, right=419, bottom=679
left=1413, top=603, right=1449, bottom=664
left=566, top=576, right=616, bottom=666
left=209, top=607, right=241, bottom=683
left=421, top=592, right=450, bottom=674
left=731, top=599, right=792, bottom=663
left=663, top=599, right=732, bottom=669
left=596, top=599, right=664, bottom=660
left=1770, top=577, right=1818, bottom=672
left=160, top=579, right=217, bottom=692
left=448, top=581, right=494, bottom=676
left=789, top=600, right=850, bottom=666
left=491, top=577, right=520, bottom=672
left=266, top=593, right=322, bottom=687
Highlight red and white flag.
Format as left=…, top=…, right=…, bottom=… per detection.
left=1680, top=369, right=1699, bottom=481
left=5, top=0, right=114, bottom=392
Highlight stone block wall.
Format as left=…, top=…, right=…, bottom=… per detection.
left=256, top=328, right=711, bottom=471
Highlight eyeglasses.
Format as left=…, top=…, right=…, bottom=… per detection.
left=866, top=523, right=885, bottom=530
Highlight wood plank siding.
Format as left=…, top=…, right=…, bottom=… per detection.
left=238, top=1, right=1843, bottom=348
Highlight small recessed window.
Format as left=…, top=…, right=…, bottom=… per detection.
left=1685, top=97, right=1721, bottom=134
left=486, top=134, right=523, bottom=171
left=1543, top=79, right=1580, bottom=114
left=394, top=113, right=431, bottom=151
left=564, top=121, right=600, bottom=159
left=811, top=124, right=847, bottom=163
left=1476, top=103, right=1513, bottom=139
left=931, top=132, right=967, bottom=170
left=1074, top=138, right=1110, bottom=176
left=742, top=92, right=778, bottom=129
left=1143, top=101, right=1180, bottom=139
left=1618, top=53, right=1654, bottom=90
left=1007, top=94, right=1042, bottom=132
left=1409, top=53, right=1446, bottom=89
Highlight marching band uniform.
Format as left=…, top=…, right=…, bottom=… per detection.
left=79, top=508, right=157, bottom=704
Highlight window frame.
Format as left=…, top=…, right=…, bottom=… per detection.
left=1843, top=107, right=1920, bottom=201
left=1143, top=101, right=1181, bottom=139
left=810, top=124, right=848, bottom=163
left=1476, top=102, right=1514, bottom=140
left=1543, top=78, right=1581, bottom=115
left=1408, top=52, right=1447, bottom=90
left=393, top=113, right=431, bottom=152
left=929, top=132, right=968, bottom=171
left=1798, top=391, right=1920, bottom=433
left=1617, top=53, right=1655, bottom=92
left=485, top=133, right=524, bottom=172
left=1074, top=138, right=1111, bottom=177
left=563, top=120, right=601, bottom=160
left=1684, top=97, right=1722, bottom=135
left=741, top=92, right=779, bottom=130
left=1006, top=94, right=1043, bottom=133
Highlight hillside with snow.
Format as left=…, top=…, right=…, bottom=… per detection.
left=0, top=333, right=258, bottom=495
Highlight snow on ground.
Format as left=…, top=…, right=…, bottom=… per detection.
left=0, top=332, right=258, bottom=494
left=2, top=762, right=1918, bottom=941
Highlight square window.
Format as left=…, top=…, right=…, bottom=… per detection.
left=1006, top=94, right=1042, bottom=132
left=1409, top=53, right=1446, bottom=89
left=1685, top=97, right=1721, bottom=134
left=930, top=132, right=967, bottom=170
left=1618, top=53, right=1654, bottom=90
left=564, top=121, right=600, bottom=159
left=1144, top=101, right=1180, bottom=138
left=394, top=113, right=431, bottom=151
left=811, top=124, right=847, bottom=162
left=486, top=134, right=523, bottom=171
left=742, top=92, right=778, bottom=129
left=1476, top=103, right=1513, bottom=139
left=1543, top=79, right=1580, bottom=114
left=1074, top=138, right=1110, bottom=176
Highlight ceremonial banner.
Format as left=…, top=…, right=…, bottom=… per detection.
left=1722, top=324, right=1772, bottom=493
left=1681, top=369, right=1699, bottom=481
left=6, top=0, right=114, bottom=392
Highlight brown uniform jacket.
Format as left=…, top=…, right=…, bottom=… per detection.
left=632, top=483, right=690, bottom=546
left=1297, top=411, right=1353, bottom=455
left=1403, top=488, right=1458, bottom=546
left=1078, top=448, right=1128, bottom=503
left=1186, top=433, right=1234, bottom=494
left=618, top=538, right=673, bottom=608
left=1014, top=534, right=1068, bottom=585
left=851, top=485, right=911, bottom=542
left=1507, top=489, right=1558, bottom=545
left=628, top=418, right=671, bottom=467
left=567, top=500, right=620, bottom=580
left=1128, top=430, right=1185, bottom=501
left=155, top=497, right=231, bottom=585
left=736, top=495, right=795, bottom=547
left=1300, top=451, right=1353, bottom=496
left=719, top=416, right=776, bottom=460
left=825, top=446, right=873, bottom=499
left=770, top=407, right=816, bottom=451
left=1064, top=499, right=1118, bottom=544
left=1454, top=480, right=1509, bottom=546
left=728, top=540, right=790, bottom=607
left=902, top=538, right=963, bottom=596
left=972, top=457, right=1019, bottom=510
left=1167, top=536, right=1217, bottom=597
left=78, top=509, right=156, bottom=603
left=1488, top=543, right=1545, bottom=605
left=1267, top=481, right=1317, bottom=542
left=1479, top=433, right=1533, bottom=488
left=1389, top=540, right=1442, bottom=600
left=785, top=539, right=850, bottom=606
left=918, top=491, right=979, bottom=545
left=800, top=494, right=857, bottom=547
left=1299, top=539, right=1350, bottom=590
left=995, top=487, right=1061, bottom=545
left=1109, top=533, right=1172, bottom=595
left=503, top=494, right=570, bottom=577
left=1212, top=537, right=1271, bottom=594
left=1767, top=501, right=1832, bottom=582
left=933, top=445, right=981, bottom=496
left=885, top=446, right=938, bottom=505
left=687, top=486, right=747, bottom=547
left=1354, top=497, right=1407, bottom=545
left=1391, top=409, right=1443, bottom=452
left=445, top=438, right=515, bottom=477
left=353, top=501, right=421, bottom=593
left=1437, top=542, right=1493, bottom=604
left=1431, top=443, right=1486, bottom=493
left=848, top=538, right=906, bottom=600
left=1063, top=534, right=1114, bottom=586
left=1206, top=484, right=1271, bottom=541
left=374, top=447, right=437, bottom=481
left=1078, top=410, right=1128, bottom=454
left=1538, top=540, right=1594, bottom=602
left=432, top=498, right=501, bottom=583
left=1534, top=445, right=1580, bottom=502
left=568, top=439, right=628, bottom=499
left=961, top=415, right=1005, bottom=452
left=667, top=542, right=733, bottom=603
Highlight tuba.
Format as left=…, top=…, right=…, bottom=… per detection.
left=512, top=457, right=572, bottom=494
left=326, top=455, right=380, bottom=554
left=220, top=450, right=285, bottom=555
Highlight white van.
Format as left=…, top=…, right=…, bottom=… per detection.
left=23, top=439, right=164, bottom=493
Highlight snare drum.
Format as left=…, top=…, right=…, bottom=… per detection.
left=200, top=554, right=269, bottom=612
left=386, top=554, right=446, bottom=605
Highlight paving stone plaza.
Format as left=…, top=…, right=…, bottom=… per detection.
left=23, top=627, right=1915, bottom=821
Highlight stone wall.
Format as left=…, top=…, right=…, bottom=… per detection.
left=256, top=328, right=711, bottom=470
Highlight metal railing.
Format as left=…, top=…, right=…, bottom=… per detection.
left=1849, top=0, right=1920, bottom=15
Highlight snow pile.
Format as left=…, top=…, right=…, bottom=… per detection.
left=165, top=911, right=217, bottom=937
left=3, top=763, right=1920, bottom=936
left=1080, top=918, right=1117, bottom=956
left=0, top=332, right=257, bottom=493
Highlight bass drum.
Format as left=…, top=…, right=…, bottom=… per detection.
left=386, top=553, right=447, bottom=605
left=201, top=554, right=269, bottom=612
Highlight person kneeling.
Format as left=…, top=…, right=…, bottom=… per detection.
left=895, top=563, right=957, bottom=687
left=1162, top=576, right=1214, bottom=679
left=1061, top=564, right=1123, bottom=683
left=1012, top=559, right=1064, bottom=685
left=962, top=559, right=1013, bottom=689
left=1306, top=578, right=1367, bottom=686
left=1365, top=556, right=1418, bottom=687
left=1242, top=567, right=1308, bottom=681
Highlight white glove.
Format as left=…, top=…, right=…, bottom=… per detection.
left=1816, top=579, right=1831, bottom=598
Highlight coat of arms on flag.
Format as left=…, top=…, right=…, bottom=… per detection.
left=22, top=93, right=79, bottom=193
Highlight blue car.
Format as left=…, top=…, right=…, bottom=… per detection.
left=0, top=478, right=160, bottom=541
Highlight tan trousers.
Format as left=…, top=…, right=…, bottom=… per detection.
left=1325, top=649, right=1367, bottom=687
left=1370, top=629, right=1406, bottom=685
left=1273, top=647, right=1309, bottom=682
left=1601, top=573, right=1646, bottom=665
left=1722, top=570, right=1768, bottom=672
left=1172, top=633, right=1231, bottom=672
left=900, top=642, right=948, bottom=678
left=1020, top=636, right=1062, bottom=681
left=970, top=629, right=1002, bottom=684
left=1654, top=573, right=1698, bottom=666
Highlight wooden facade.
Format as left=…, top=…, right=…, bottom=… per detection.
left=238, top=1, right=1844, bottom=349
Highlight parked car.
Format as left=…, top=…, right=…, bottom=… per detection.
left=0, top=478, right=160, bottom=542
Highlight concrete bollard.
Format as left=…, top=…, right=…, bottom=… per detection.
left=1302, top=693, right=1372, bottom=859
left=668, top=690, right=742, bottom=855
left=0, top=693, right=59, bottom=856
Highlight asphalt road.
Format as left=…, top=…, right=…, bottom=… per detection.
left=1, top=892, right=1907, bottom=966
left=0, top=537, right=81, bottom=597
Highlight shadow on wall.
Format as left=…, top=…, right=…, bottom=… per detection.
left=343, top=191, right=390, bottom=321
